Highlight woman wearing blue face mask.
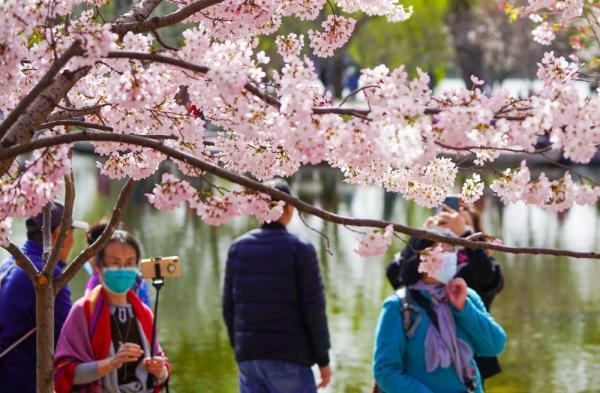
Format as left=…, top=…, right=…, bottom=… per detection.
left=373, top=237, right=506, bottom=393
left=54, top=230, right=170, bottom=393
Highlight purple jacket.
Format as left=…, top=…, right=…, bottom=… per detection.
left=0, top=240, right=72, bottom=393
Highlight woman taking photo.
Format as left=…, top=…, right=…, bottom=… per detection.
left=54, top=230, right=170, bottom=393
left=373, top=238, right=506, bottom=393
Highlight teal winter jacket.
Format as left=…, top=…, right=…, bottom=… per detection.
left=373, top=288, right=506, bottom=393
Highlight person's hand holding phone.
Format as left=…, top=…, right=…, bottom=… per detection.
left=434, top=206, right=467, bottom=236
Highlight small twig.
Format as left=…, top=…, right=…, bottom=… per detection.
left=152, top=30, right=179, bottom=51
left=41, top=203, right=53, bottom=266
left=299, top=212, right=333, bottom=256
left=338, top=85, right=378, bottom=107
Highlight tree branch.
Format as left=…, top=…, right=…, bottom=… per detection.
left=39, top=120, right=114, bottom=132
left=3, top=242, right=39, bottom=279
left=115, top=0, right=164, bottom=24
left=41, top=203, right=52, bottom=266
left=0, top=42, right=84, bottom=141
left=104, top=51, right=531, bottom=122
left=46, top=105, right=110, bottom=123
left=55, top=179, right=135, bottom=291
left=3, top=132, right=599, bottom=260
left=43, top=171, right=75, bottom=275
left=0, top=66, right=91, bottom=175
left=112, top=0, right=225, bottom=35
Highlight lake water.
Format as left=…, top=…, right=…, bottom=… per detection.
left=2, top=154, right=599, bottom=392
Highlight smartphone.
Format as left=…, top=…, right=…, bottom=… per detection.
left=443, top=196, right=461, bottom=211
left=140, top=257, right=181, bottom=280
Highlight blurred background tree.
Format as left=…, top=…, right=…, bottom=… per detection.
left=97, top=0, right=572, bottom=97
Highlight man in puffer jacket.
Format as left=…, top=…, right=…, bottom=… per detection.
left=222, top=179, right=332, bottom=393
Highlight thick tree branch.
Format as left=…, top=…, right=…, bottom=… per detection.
left=55, top=179, right=135, bottom=291
left=0, top=66, right=91, bottom=176
left=112, top=0, right=225, bottom=35
left=0, top=42, right=84, bottom=141
left=43, top=172, right=75, bottom=275
left=3, top=132, right=599, bottom=260
left=3, top=243, right=39, bottom=279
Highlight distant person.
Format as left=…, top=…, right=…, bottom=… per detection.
left=223, top=179, right=332, bottom=393
left=386, top=201, right=505, bottom=381
left=0, top=202, right=86, bottom=393
left=374, top=238, right=507, bottom=392
left=54, top=230, right=170, bottom=392
left=84, top=219, right=151, bottom=307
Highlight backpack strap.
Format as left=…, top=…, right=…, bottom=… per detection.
left=395, top=288, right=421, bottom=339
left=409, top=289, right=439, bottom=329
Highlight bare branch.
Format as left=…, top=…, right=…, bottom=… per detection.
left=39, top=120, right=114, bottom=132
left=338, top=85, right=378, bottom=107
left=152, top=30, right=179, bottom=51
left=107, top=51, right=209, bottom=72
left=41, top=203, right=52, bottom=265
left=2, top=242, right=39, bottom=279
left=55, top=179, right=135, bottom=291
left=435, top=141, right=553, bottom=155
left=115, top=0, right=164, bottom=24
left=43, top=171, right=75, bottom=275
left=0, top=42, right=84, bottom=141
left=112, top=0, right=225, bottom=35
left=46, top=104, right=110, bottom=123
left=3, top=132, right=600, bottom=260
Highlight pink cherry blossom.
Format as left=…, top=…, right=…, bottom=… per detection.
left=418, top=244, right=444, bottom=277
left=461, top=174, right=485, bottom=204
left=355, top=225, right=394, bottom=258
left=146, top=173, right=196, bottom=211
left=0, top=218, right=12, bottom=247
left=276, top=33, right=304, bottom=61
left=308, top=15, right=356, bottom=58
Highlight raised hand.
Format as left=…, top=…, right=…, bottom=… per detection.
left=446, top=278, right=467, bottom=311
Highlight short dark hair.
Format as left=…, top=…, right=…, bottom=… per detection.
left=262, top=178, right=292, bottom=202
left=26, top=231, right=44, bottom=243
left=96, top=230, right=141, bottom=266
left=86, top=218, right=128, bottom=245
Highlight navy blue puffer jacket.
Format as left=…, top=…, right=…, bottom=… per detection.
left=222, top=222, right=330, bottom=367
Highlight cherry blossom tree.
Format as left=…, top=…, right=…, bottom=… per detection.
left=0, top=0, right=599, bottom=392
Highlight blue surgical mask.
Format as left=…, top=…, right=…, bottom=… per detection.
left=432, top=252, right=458, bottom=284
left=102, top=267, right=138, bottom=295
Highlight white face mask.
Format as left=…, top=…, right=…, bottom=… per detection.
left=432, top=252, right=458, bottom=284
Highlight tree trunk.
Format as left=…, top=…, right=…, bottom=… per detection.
left=35, top=279, right=55, bottom=393
left=446, top=0, right=492, bottom=89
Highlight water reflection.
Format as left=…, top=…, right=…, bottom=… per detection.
left=1, top=155, right=598, bottom=392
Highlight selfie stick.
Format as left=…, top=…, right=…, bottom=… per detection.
left=147, top=258, right=169, bottom=392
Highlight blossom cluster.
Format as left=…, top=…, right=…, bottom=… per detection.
left=520, top=0, right=585, bottom=46
left=417, top=244, right=445, bottom=277
left=308, top=15, right=356, bottom=58
left=355, top=225, right=394, bottom=258
left=1, top=0, right=599, bottom=252
left=490, top=161, right=600, bottom=212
